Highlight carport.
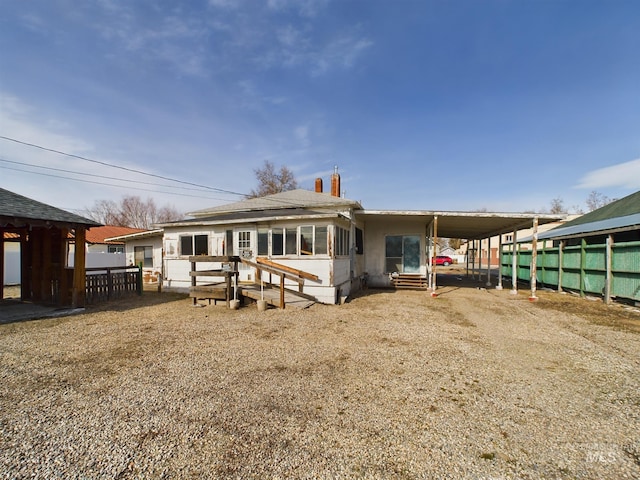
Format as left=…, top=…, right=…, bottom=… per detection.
left=357, top=210, right=563, bottom=299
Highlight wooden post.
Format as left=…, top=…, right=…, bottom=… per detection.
left=31, top=231, right=43, bottom=301
left=496, top=234, right=503, bottom=290
left=280, top=275, right=285, bottom=309
left=485, top=236, right=492, bottom=286
left=137, top=265, right=143, bottom=296
left=529, top=217, right=538, bottom=301
left=510, top=229, right=518, bottom=294
left=604, top=234, right=613, bottom=304
left=72, top=227, right=86, bottom=308
left=20, top=230, right=30, bottom=301
left=431, top=216, right=438, bottom=296
left=57, top=228, right=68, bottom=305
left=557, top=240, right=565, bottom=293
left=191, top=259, right=197, bottom=306
left=42, top=231, right=52, bottom=302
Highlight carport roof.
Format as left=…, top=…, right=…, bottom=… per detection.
left=357, top=210, right=564, bottom=239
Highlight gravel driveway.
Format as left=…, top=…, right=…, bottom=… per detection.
left=1, top=283, right=639, bottom=479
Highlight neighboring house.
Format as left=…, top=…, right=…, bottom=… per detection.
left=104, top=229, right=164, bottom=282
left=149, top=171, right=560, bottom=304
left=511, top=190, right=640, bottom=303
left=68, top=226, right=146, bottom=268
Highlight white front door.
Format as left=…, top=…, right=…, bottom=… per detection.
left=236, top=230, right=254, bottom=281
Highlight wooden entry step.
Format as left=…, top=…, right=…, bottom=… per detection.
left=391, top=273, right=428, bottom=290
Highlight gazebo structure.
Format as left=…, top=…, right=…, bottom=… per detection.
left=0, top=188, right=100, bottom=308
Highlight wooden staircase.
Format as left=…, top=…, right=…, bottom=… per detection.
left=391, top=273, right=428, bottom=290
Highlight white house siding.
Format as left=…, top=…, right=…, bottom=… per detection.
left=161, top=220, right=357, bottom=304
left=362, top=217, right=428, bottom=288
left=122, top=236, right=163, bottom=281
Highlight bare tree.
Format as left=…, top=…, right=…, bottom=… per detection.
left=549, top=197, right=566, bottom=214
left=247, top=160, right=298, bottom=198
left=85, top=195, right=182, bottom=228
left=585, top=191, right=615, bottom=212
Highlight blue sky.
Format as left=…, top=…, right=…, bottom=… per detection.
left=1, top=0, right=639, bottom=217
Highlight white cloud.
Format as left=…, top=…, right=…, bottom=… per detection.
left=267, top=0, right=328, bottom=18
left=576, top=158, right=640, bottom=189
left=311, top=35, right=373, bottom=75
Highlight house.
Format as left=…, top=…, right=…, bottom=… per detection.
left=150, top=171, right=562, bottom=304
left=510, top=190, right=640, bottom=303
left=104, top=229, right=164, bottom=282
left=0, top=187, right=100, bottom=307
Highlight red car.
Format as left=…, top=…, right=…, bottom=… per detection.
left=432, top=256, right=453, bottom=266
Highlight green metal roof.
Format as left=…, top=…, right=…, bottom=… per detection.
left=0, top=187, right=100, bottom=228
left=556, top=190, right=640, bottom=229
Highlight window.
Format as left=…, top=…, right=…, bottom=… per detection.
left=272, top=228, right=283, bottom=256
left=385, top=235, right=403, bottom=272
left=385, top=235, right=421, bottom=273
left=134, top=246, right=153, bottom=267
left=355, top=228, right=363, bottom=255
left=315, top=226, right=327, bottom=255
left=257, top=229, right=269, bottom=256
left=285, top=228, right=297, bottom=255
left=238, top=231, right=252, bottom=258
left=335, top=226, right=350, bottom=256
left=180, top=234, right=208, bottom=256
left=108, top=245, right=124, bottom=254
left=299, top=226, right=313, bottom=255
left=225, top=230, right=233, bottom=255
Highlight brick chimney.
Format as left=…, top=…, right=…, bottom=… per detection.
left=315, top=177, right=323, bottom=193
left=330, top=166, right=341, bottom=197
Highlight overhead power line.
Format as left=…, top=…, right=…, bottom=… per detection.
left=0, top=135, right=246, bottom=197
left=0, top=165, right=234, bottom=202
left=0, top=157, right=218, bottom=193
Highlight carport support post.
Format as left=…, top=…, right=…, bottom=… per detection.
left=431, top=216, right=438, bottom=296
left=486, top=237, right=492, bottom=287
left=478, top=239, right=483, bottom=282
left=496, top=234, right=503, bottom=290
left=510, top=229, right=518, bottom=295
left=528, top=217, right=539, bottom=302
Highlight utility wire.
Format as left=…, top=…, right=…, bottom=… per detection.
left=0, top=157, right=222, bottom=194
left=0, top=165, right=234, bottom=202
left=0, top=135, right=339, bottom=210
left=0, top=135, right=246, bottom=196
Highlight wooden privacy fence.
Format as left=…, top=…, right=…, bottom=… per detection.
left=85, top=266, right=142, bottom=304
left=501, top=239, right=640, bottom=303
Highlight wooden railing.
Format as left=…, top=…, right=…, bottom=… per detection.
left=189, top=256, right=240, bottom=307
left=242, top=257, right=320, bottom=309
left=85, top=266, right=142, bottom=304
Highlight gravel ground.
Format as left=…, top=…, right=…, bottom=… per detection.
left=1, top=280, right=639, bottom=479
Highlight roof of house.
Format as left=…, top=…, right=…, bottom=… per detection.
left=160, top=208, right=342, bottom=228
left=555, top=190, right=640, bottom=229
left=85, top=226, right=147, bottom=244
left=104, top=228, right=164, bottom=242
left=535, top=190, right=640, bottom=240
left=187, top=189, right=362, bottom=218
left=0, top=187, right=100, bottom=228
